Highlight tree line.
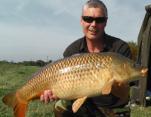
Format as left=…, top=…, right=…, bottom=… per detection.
left=0, top=60, right=52, bottom=67
left=0, top=41, right=138, bottom=67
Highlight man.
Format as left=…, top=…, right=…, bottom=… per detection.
left=41, top=0, right=132, bottom=116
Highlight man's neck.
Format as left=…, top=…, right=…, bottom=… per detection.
left=86, top=38, right=104, bottom=53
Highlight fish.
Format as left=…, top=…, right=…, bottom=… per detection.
left=2, top=52, right=147, bottom=117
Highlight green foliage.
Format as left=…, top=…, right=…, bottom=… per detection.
left=18, top=60, right=52, bottom=67
left=128, top=41, right=138, bottom=61
left=0, top=59, right=52, bottom=67
left=131, top=106, right=151, bottom=117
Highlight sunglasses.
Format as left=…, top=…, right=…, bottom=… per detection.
left=82, top=16, right=107, bottom=23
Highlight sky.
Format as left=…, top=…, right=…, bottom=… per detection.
left=0, top=0, right=150, bottom=62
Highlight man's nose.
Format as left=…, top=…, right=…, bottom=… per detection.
left=91, top=20, right=96, bottom=26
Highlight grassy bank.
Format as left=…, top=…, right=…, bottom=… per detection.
left=0, top=62, right=54, bottom=117
left=0, top=62, right=151, bottom=117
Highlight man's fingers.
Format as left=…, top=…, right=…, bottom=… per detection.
left=40, top=94, right=44, bottom=101
left=40, top=90, right=58, bottom=103
left=43, top=90, right=52, bottom=103
left=48, top=91, right=54, bottom=101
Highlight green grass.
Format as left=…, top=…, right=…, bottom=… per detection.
left=131, top=106, right=151, bottom=117
left=0, top=62, right=151, bottom=117
left=0, top=62, right=55, bottom=117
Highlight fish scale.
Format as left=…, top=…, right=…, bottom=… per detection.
left=2, top=52, right=147, bottom=117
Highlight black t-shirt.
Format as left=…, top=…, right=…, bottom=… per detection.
left=63, top=33, right=132, bottom=59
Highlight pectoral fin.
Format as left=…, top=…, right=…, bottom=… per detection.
left=102, top=79, right=114, bottom=95
left=112, top=82, right=129, bottom=105
left=72, top=96, right=87, bottom=113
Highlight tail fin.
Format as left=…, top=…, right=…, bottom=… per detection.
left=2, top=92, right=28, bottom=117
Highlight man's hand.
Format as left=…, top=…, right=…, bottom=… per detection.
left=40, top=90, right=58, bottom=103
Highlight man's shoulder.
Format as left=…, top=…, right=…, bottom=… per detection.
left=105, top=34, right=127, bottom=44
left=105, top=34, right=132, bottom=58
left=68, top=37, right=84, bottom=47
left=105, top=34, right=130, bottom=49
left=63, top=37, right=84, bottom=57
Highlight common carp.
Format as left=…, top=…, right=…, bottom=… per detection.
left=2, top=52, right=147, bottom=117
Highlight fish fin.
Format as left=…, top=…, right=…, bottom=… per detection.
left=111, top=82, right=129, bottom=105
left=102, top=80, right=114, bottom=95
left=3, top=92, right=28, bottom=117
left=2, top=92, right=16, bottom=107
left=72, top=96, right=87, bottom=113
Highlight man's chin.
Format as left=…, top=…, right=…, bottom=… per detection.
left=87, top=35, right=98, bottom=40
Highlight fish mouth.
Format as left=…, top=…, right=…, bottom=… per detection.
left=133, top=64, right=148, bottom=77
left=141, top=68, right=148, bottom=77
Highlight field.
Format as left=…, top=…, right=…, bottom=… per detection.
left=0, top=61, right=151, bottom=117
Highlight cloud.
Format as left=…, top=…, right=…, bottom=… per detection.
left=0, top=0, right=149, bottom=62
left=103, top=0, right=148, bottom=41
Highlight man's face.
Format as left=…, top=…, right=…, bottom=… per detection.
left=81, top=7, right=107, bottom=40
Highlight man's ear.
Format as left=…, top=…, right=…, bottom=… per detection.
left=80, top=17, right=83, bottom=26
left=104, top=18, right=108, bottom=26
